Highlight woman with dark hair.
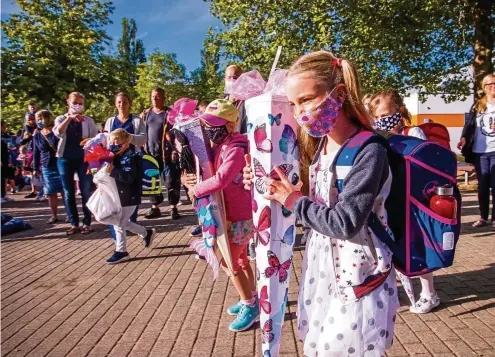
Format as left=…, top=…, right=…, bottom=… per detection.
left=104, top=92, right=147, bottom=241
left=103, top=92, right=146, bottom=150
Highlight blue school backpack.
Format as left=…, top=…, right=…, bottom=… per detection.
left=134, top=153, right=162, bottom=196
left=335, top=130, right=461, bottom=277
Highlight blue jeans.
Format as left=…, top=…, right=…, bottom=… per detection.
left=109, top=205, right=139, bottom=240
left=474, top=152, right=495, bottom=221
left=57, top=158, right=92, bottom=227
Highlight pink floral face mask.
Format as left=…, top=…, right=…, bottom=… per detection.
left=294, top=87, right=343, bottom=137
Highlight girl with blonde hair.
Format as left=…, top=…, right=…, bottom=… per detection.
left=244, top=51, right=398, bottom=356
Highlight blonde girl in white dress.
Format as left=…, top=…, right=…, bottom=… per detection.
left=243, top=51, right=399, bottom=357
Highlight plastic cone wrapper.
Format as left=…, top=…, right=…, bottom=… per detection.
left=243, top=69, right=300, bottom=357
left=174, top=116, right=235, bottom=277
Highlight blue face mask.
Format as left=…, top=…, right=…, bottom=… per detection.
left=36, top=122, right=45, bottom=129
left=109, top=144, right=124, bottom=154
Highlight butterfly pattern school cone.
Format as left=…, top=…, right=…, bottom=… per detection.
left=245, top=94, right=299, bottom=357
left=175, top=118, right=235, bottom=275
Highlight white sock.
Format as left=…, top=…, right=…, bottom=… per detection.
left=420, top=273, right=436, bottom=297
left=242, top=296, right=256, bottom=306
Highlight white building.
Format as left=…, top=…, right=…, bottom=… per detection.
left=403, top=66, right=481, bottom=153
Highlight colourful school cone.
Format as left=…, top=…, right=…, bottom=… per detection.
left=245, top=93, right=299, bottom=357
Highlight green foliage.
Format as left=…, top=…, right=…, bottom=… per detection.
left=188, top=27, right=224, bottom=103
left=206, top=0, right=494, bottom=102
left=134, top=50, right=189, bottom=112
left=117, top=18, right=146, bottom=89
left=1, top=0, right=116, bottom=126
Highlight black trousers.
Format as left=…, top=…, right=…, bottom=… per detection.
left=149, top=155, right=181, bottom=206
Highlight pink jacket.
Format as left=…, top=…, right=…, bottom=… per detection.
left=194, top=133, right=252, bottom=223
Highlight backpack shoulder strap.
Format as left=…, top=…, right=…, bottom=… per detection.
left=334, top=130, right=385, bottom=192
left=334, top=130, right=397, bottom=252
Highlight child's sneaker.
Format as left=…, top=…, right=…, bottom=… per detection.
left=106, top=251, right=130, bottom=264
left=410, top=293, right=440, bottom=314
left=226, top=300, right=243, bottom=316
left=143, top=228, right=156, bottom=248
left=190, top=225, right=202, bottom=237
left=228, top=302, right=259, bottom=332
left=248, top=239, right=256, bottom=260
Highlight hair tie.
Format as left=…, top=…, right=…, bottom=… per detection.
left=332, top=58, right=343, bottom=68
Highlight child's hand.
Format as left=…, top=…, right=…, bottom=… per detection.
left=181, top=173, right=197, bottom=188
left=106, top=163, right=113, bottom=173
left=263, top=166, right=303, bottom=205
left=188, top=189, right=195, bottom=202
left=80, top=138, right=90, bottom=147
left=242, top=154, right=254, bottom=190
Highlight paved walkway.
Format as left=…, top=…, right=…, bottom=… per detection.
left=1, top=192, right=494, bottom=357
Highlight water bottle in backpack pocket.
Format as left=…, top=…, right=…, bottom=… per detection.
left=336, top=131, right=461, bottom=277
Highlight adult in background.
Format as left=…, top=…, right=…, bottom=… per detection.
left=33, top=110, right=65, bottom=224
left=27, top=102, right=38, bottom=115
left=1, top=121, right=14, bottom=203
left=21, top=113, right=44, bottom=199
left=458, top=73, right=495, bottom=231
left=141, top=87, right=181, bottom=220
left=54, top=92, right=98, bottom=235
left=224, top=64, right=248, bottom=134
left=197, top=100, right=208, bottom=114
left=104, top=92, right=146, bottom=238
left=362, top=93, right=373, bottom=111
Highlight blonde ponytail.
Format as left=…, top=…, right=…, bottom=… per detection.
left=340, top=59, right=373, bottom=130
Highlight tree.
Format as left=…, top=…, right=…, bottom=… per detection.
left=206, top=0, right=494, bottom=102
left=1, top=0, right=115, bottom=127
left=134, top=50, right=189, bottom=111
left=189, top=27, right=223, bottom=102
left=117, top=18, right=146, bottom=89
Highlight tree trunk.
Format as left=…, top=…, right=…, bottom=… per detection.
left=472, top=0, right=494, bottom=101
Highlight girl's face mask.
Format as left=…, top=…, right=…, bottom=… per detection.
left=205, top=125, right=230, bottom=144
left=294, top=87, right=343, bottom=138
left=373, top=112, right=402, bottom=132
left=109, top=143, right=124, bottom=154
left=36, top=121, right=45, bottom=129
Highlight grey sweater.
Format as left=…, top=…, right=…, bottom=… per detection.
left=294, top=141, right=389, bottom=240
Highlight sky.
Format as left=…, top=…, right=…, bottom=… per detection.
left=1, top=0, right=224, bottom=72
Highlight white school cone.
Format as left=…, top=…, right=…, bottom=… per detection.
left=246, top=94, right=299, bottom=357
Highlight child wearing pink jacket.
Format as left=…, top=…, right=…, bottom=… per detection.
left=184, top=99, right=258, bottom=332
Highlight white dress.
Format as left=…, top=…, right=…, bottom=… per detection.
left=297, top=147, right=399, bottom=357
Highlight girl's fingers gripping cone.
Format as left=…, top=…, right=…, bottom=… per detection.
left=243, top=154, right=253, bottom=190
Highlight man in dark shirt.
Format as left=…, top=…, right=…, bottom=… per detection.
left=141, top=87, right=181, bottom=220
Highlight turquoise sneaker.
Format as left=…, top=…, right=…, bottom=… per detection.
left=226, top=300, right=243, bottom=316
left=228, top=302, right=260, bottom=332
